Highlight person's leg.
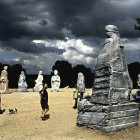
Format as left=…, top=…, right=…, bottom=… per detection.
left=44, top=108, right=49, bottom=116
left=41, top=109, right=45, bottom=118
left=74, top=98, right=78, bottom=109
left=0, top=94, right=1, bottom=110
left=80, top=92, right=83, bottom=101
left=75, top=98, right=78, bottom=108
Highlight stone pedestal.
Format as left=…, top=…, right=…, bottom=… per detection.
left=77, top=99, right=139, bottom=132
left=18, top=87, right=27, bottom=92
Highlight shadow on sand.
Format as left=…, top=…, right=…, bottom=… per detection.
left=42, top=114, right=50, bottom=121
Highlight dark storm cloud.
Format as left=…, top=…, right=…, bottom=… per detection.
left=0, top=0, right=140, bottom=74
left=0, top=0, right=139, bottom=42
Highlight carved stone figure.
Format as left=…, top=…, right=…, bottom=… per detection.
left=137, top=74, right=140, bottom=87
left=77, top=25, right=139, bottom=132
left=51, top=70, right=61, bottom=92
left=18, top=71, right=28, bottom=92
left=33, top=71, right=43, bottom=92
left=91, top=24, right=133, bottom=104
left=77, top=72, right=85, bottom=100
left=0, top=66, right=9, bottom=94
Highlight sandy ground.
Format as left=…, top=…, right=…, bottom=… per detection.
left=0, top=88, right=140, bottom=140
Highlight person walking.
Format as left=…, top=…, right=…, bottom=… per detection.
left=39, top=83, right=49, bottom=120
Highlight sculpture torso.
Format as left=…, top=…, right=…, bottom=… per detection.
left=51, top=70, right=61, bottom=92
left=91, top=25, right=133, bottom=105
left=0, top=66, right=9, bottom=93
left=1, top=70, right=8, bottom=81
left=77, top=73, right=85, bottom=93
left=33, top=71, right=43, bottom=92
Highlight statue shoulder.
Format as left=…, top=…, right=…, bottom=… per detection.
left=104, top=38, right=113, bottom=45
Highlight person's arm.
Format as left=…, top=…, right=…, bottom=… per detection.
left=73, top=91, right=75, bottom=100
left=39, top=90, right=44, bottom=96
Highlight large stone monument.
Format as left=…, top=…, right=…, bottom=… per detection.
left=18, top=71, right=28, bottom=92
left=0, top=66, right=9, bottom=94
left=77, top=25, right=139, bottom=132
left=51, top=70, right=61, bottom=92
left=33, top=71, right=43, bottom=92
left=77, top=72, right=85, bottom=100
left=137, top=74, right=140, bottom=87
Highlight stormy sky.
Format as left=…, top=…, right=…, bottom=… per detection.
left=0, top=0, right=140, bottom=74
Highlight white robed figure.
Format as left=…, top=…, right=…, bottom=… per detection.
left=33, top=71, right=43, bottom=92
left=51, top=70, right=61, bottom=92
left=0, top=66, right=9, bottom=94
left=18, top=71, right=28, bottom=92
left=77, top=72, right=85, bottom=100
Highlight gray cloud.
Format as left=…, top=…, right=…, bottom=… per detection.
left=0, top=0, right=139, bottom=73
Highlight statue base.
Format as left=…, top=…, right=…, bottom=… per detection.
left=33, top=86, right=41, bottom=92
left=17, top=88, right=27, bottom=92
left=77, top=102, right=139, bottom=132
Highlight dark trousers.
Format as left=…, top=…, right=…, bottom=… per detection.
left=80, top=92, right=84, bottom=101
left=74, top=98, right=78, bottom=108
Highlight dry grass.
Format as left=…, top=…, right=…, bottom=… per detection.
left=0, top=88, right=140, bottom=140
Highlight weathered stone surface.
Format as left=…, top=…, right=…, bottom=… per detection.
left=77, top=25, right=139, bottom=132
left=18, top=71, right=27, bottom=92
left=100, top=122, right=138, bottom=132
left=91, top=25, right=133, bottom=105
left=108, top=109, right=139, bottom=119
left=77, top=102, right=139, bottom=132
left=51, top=70, right=61, bottom=92
left=108, top=102, right=139, bottom=112
left=106, top=116, right=139, bottom=126
left=0, top=66, right=9, bottom=94
left=83, top=92, right=92, bottom=100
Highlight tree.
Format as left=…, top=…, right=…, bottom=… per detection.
left=128, top=62, right=140, bottom=88
left=8, top=64, right=26, bottom=88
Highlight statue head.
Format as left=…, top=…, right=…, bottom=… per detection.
left=54, top=70, right=58, bottom=76
left=78, top=72, right=84, bottom=79
left=21, top=71, right=25, bottom=75
left=4, top=66, right=8, bottom=70
left=105, top=25, right=119, bottom=39
left=39, top=71, right=42, bottom=75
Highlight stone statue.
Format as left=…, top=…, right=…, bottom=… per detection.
left=77, top=25, right=139, bottom=132
left=137, top=74, right=140, bottom=87
left=33, top=71, right=43, bottom=92
left=0, top=66, right=9, bottom=94
left=51, top=70, right=61, bottom=92
left=91, top=24, right=133, bottom=104
left=17, top=71, right=28, bottom=92
left=77, top=72, right=85, bottom=100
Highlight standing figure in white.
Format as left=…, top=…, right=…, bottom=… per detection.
left=18, top=71, right=28, bottom=92
left=77, top=72, right=85, bottom=100
left=51, top=70, right=61, bottom=92
left=33, top=71, right=43, bottom=92
left=0, top=66, right=9, bottom=94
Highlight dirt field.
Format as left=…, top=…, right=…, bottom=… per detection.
left=0, top=88, right=140, bottom=140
